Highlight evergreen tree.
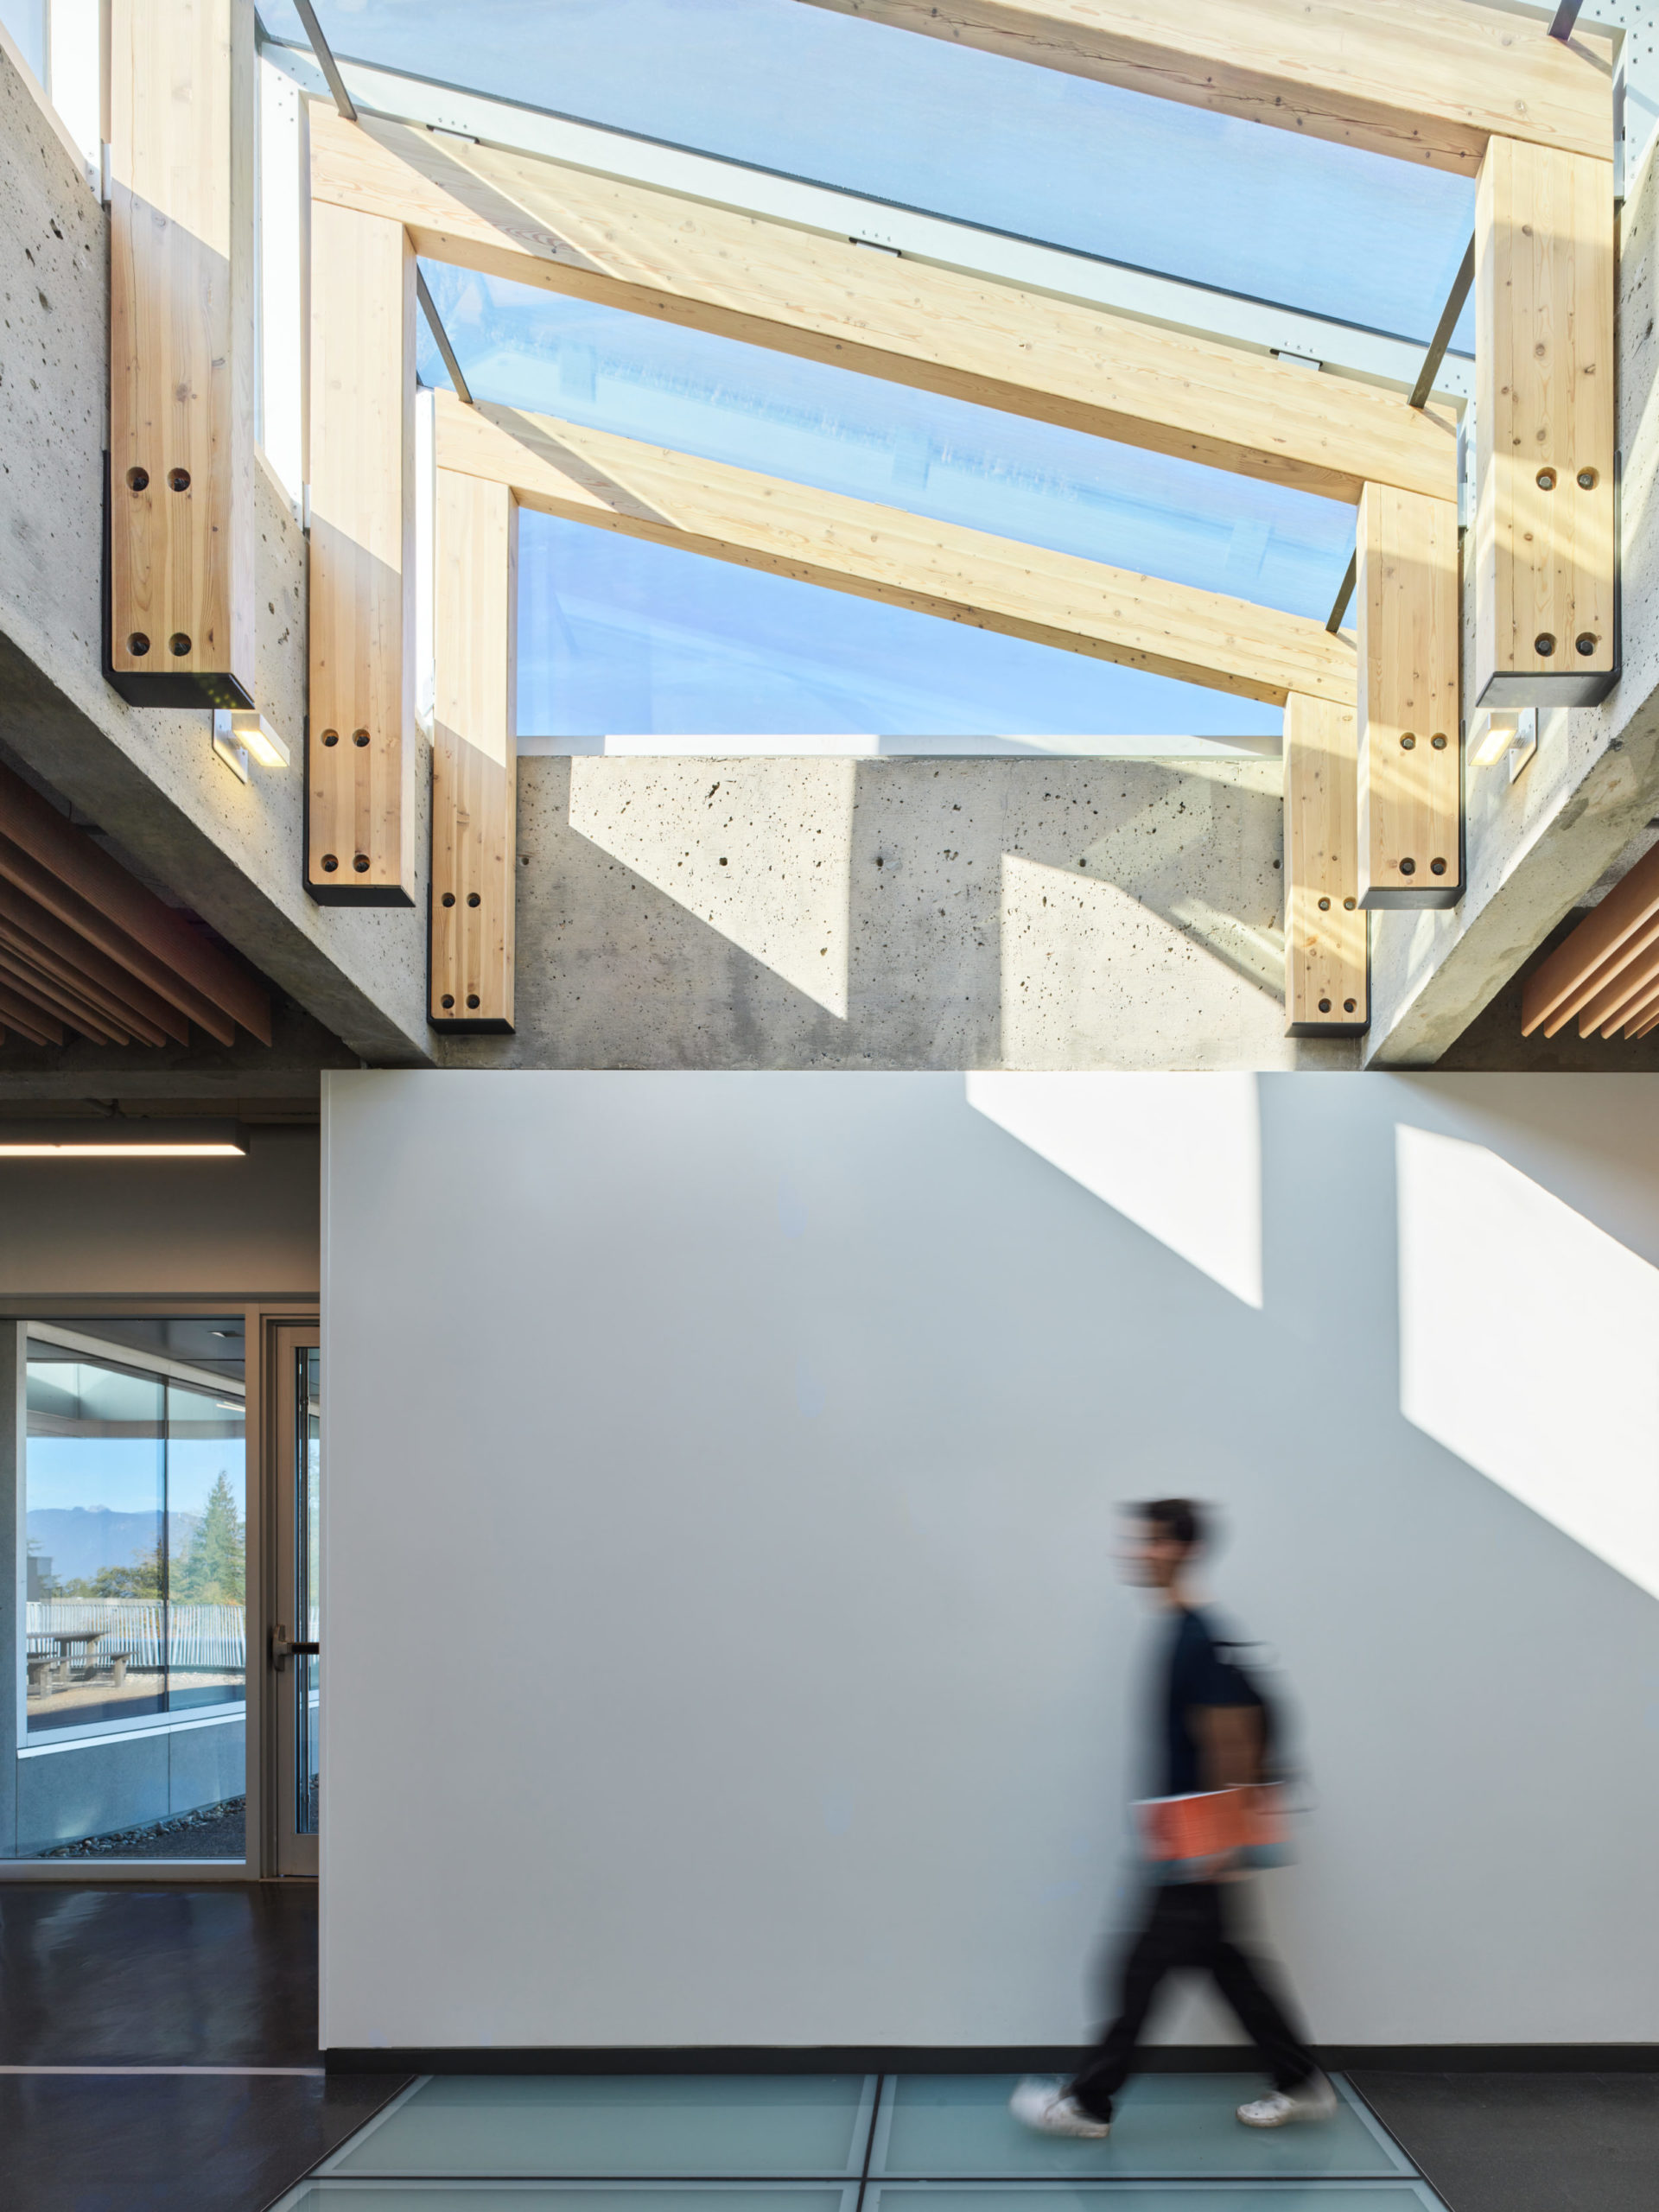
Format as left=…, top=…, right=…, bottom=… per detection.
left=172, top=1473, right=245, bottom=1605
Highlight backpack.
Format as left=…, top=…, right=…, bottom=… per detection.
left=1211, top=1636, right=1301, bottom=1795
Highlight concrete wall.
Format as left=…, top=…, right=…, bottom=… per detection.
left=444, top=755, right=1355, bottom=1071
left=321, top=1068, right=1659, bottom=2051
left=0, top=41, right=431, bottom=1067
left=0, top=1124, right=319, bottom=1298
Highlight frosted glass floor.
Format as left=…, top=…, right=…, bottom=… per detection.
left=276, top=2187, right=1445, bottom=2212
left=322, top=2077, right=877, bottom=2177
left=278, top=2075, right=1443, bottom=2210
left=874, top=2076, right=1409, bottom=2178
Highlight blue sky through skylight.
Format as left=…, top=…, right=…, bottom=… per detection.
left=264, top=0, right=1477, bottom=344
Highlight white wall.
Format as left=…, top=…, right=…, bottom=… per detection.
left=321, top=1070, right=1659, bottom=2051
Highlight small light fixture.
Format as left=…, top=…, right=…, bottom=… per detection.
left=213, top=708, right=291, bottom=774
left=1469, top=708, right=1536, bottom=770
left=0, top=1118, right=246, bottom=1159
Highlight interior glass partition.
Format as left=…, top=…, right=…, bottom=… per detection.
left=11, top=1319, right=247, bottom=1861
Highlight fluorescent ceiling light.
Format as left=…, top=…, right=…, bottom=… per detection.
left=0, top=1119, right=247, bottom=1159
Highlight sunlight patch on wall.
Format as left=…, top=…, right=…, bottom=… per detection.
left=568, top=756, right=856, bottom=1017
left=967, top=1071, right=1262, bottom=1306
left=1397, top=1124, right=1659, bottom=1599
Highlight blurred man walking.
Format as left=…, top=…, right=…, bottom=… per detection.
left=1014, top=1497, right=1333, bottom=2139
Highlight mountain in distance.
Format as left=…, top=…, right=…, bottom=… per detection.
left=26, top=1507, right=201, bottom=1589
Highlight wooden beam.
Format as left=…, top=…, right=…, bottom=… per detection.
left=1521, top=843, right=1659, bottom=1035
left=307, top=198, right=416, bottom=904
left=1283, top=691, right=1367, bottom=1035
left=308, top=105, right=1455, bottom=507
left=435, top=394, right=1355, bottom=706
left=0, top=979, right=61, bottom=1047
left=0, top=879, right=190, bottom=1043
left=1355, top=483, right=1460, bottom=907
left=792, top=0, right=1614, bottom=175
left=1601, top=964, right=1659, bottom=1039
left=0, top=920, right=168, bottom=1046
left=0, top=948, right=134, bottom=1047
left=108, top=0, right=256, bottom=709
left=1574, top=913, right=1659, bottom=1036
left=1473, top=136, right=1616, bottom=709
left=0, top=759, right=269, bottom=1043
left=431, top=470, right=518, bottom=1032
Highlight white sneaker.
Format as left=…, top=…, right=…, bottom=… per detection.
left=1008, top=2077, right=1111, bottom=2138
left=1236, top=2074, right=1338, bottom=2128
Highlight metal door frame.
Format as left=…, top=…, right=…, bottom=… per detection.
left=263, top=1316, right=320, bottom=1878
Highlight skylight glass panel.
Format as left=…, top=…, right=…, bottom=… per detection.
left=415, top=264, right=1355, bottom=622
left=516, top=513, right=1284, bottom=748
left=264, top=0, right=1476, bottom=346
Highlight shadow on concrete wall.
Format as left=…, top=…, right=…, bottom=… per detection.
left=442, top=754, right=1350, bottom=1071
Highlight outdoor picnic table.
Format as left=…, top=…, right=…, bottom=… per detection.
left=45, top=1629, right=106, bottom=1671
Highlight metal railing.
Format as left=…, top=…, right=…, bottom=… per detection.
left=25, top=1599, right=246, bottom=1674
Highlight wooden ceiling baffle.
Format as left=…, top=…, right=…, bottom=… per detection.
left=0, top=760, right=270, bottom=1050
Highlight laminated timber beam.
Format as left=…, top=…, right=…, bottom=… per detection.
left=1356, top=484, right=1460, bottom=908
left=435, top=393, right=1356, bottom=707
left=1473, top=137, right=1617, bottom=709
left=1283, top=692, right=1367, bottom=1036
left=108, top=0, right=257, bottom=709
left=431, top=468, right=518, bottom=1033
left=307, top=199, right=417, bottom=905
left=0, top=879, right=189, bottom=1043
left=308, top=105, right=1455, bottom=507
left=792, top=1, right=1616, bottom=176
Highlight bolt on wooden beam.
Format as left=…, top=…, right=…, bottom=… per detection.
left=107, top=0, right=257, bottom=709
left=307, top=200, right=417, bottom=905
left=1473, top=136, right=1616, bottom=709
left=1356, top=483, right=1461, bottom=908
left=1284, top=691, right=1368, bottom=1034
left=430, top=468, right=517, bottom=1033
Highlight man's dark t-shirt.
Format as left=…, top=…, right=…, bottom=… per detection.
left=1160, top=1605, right=1254, bottom=1797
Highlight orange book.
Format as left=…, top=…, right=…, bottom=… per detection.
left=1135, top=1785, right=1289, bottom=1874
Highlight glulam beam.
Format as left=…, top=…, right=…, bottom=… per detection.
left=308, top=105, right=1454, bottom=507
left=435, top=394, right=1354, bottom=706
left=1521, top=844, right=1659, bottom=1038
left=1283, top=692, right=1367, bottom=1035
left=791, top=1, right=1614, bottom=175
left=431, top=469, right=518, bottom=1033
left=107, top=0, right=257, bottom=708
left=306, top=199, right=417, bottom=904
left=1356, top=484, right=1460, bottom=907
left=1473, top=136, right=1617, bottom=709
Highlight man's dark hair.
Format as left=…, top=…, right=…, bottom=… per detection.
left=1133, top=1497, right=1205, bottom=1551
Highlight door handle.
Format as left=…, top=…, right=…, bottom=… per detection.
left=270, top=1624, right=320, bottom=1673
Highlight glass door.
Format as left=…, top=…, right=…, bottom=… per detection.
left=270, top=1325, right=320, bottom=1877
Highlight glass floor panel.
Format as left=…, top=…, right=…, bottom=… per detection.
left=276, top=2187, right=1444, bottom=2212
left=873, top=2077, right=1409, bottom=2180
left=321, top=2078, right=877, bottom=2178
left=277, top=2189, right=856, bottom=2212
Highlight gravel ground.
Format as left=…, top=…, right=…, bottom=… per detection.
left=41, top=1797, right=247, bottom=1861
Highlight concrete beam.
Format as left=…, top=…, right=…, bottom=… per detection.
left=1365, top=120, right=1659, bottom=1068
left=438, top=754, right=1357, bottom=1073
left=0, top=40, right=432, bottom=1069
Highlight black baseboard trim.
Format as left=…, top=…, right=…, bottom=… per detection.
left=322, top=2043, right=1659, bottom=2076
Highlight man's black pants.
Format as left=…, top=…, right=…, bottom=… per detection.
left=1068, top=1882, right=1314, bottom=2122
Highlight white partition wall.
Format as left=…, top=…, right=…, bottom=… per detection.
left=321, top=1071, right=1659, bottom=2053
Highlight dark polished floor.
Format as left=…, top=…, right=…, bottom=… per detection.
left=1, top=1886, right=1656, bottom=2212
left=0, top=1884, right=408, bottom=2212
left=1351, top=2071, right=1659, bottom=2212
